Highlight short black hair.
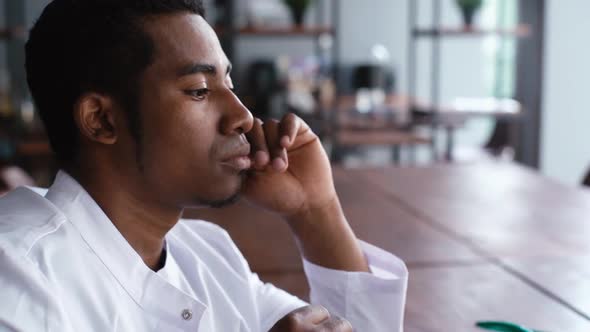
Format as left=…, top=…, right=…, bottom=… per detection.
left=25, top=0, right=205, bottom=164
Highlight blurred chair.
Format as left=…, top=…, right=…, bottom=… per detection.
left=483, top=119, right=517, bottom=158
left=582, top=167, right=590, bottom=187
left=452, top=119, right=516, bottom=162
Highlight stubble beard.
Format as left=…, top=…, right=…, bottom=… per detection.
left=197, top=169, right=247, bottom=209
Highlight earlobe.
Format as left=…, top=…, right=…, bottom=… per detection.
left=74, top=93, right=118, bottom=145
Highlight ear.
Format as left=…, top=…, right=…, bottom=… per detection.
left=73, top=93, right=118, bottom=145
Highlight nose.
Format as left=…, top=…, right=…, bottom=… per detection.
left=219, top=90, right=254, bottom=136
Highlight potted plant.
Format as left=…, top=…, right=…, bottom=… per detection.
left=455, top=0, right=483, bottom=27
left=283, top=0, right=312, bottom=26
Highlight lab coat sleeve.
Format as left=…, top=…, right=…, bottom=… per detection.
left=302, top=240, right=408, bottom=332
left=0, top=248, right=73, bottom=332
left=204, top=224, right=308, bottom=331
left=248, top=272, right=308, bottom=331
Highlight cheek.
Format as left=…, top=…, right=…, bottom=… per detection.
left=140, top=102, right=233, bottom=199
left=136, top=90, right=241, bottom=201
left=143, top=103, right=216, bottom=170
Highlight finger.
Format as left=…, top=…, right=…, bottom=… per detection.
left=262, top=119, right=288, bottom=172
left=245, top=118, right=270, bottom=170
left=296, top=305, right=331, bottom=325
left=278, top=113, right=301, bottom=149
left=319, top=316, right=353, bottom=332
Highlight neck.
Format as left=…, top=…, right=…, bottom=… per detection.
left=66, top=164, right=183, bottom=271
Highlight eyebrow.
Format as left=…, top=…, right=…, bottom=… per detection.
left=177, top=62, right=233, bottom=77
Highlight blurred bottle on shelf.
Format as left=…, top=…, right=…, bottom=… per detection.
left=353, top=44, right=394, bottom=115
left=20, top=97, right=39, bottom=132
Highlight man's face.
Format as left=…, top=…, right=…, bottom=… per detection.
left=130, top=13, right=253, bottom=208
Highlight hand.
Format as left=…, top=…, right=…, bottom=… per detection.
left=244, top=113, right=369, bottom=272
left=243, top=113, right=335, bottom=218
left=269, top=305, right=353, bottom=332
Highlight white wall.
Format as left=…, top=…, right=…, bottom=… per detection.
left=541, top=0, right=590, bottom=185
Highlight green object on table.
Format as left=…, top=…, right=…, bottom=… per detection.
left=476, top=321, right=546, bottom=332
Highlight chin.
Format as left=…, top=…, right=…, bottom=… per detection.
left=206, top=192, right=241, bottom=209
left=194, top=170, right=245, bottom=208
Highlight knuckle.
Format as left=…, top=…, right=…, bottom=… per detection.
left=290, top=309, right=305, bottom=322
left=320, top=316, right=352, bottom=332
left=335, top=316, right=353, bottom=331
left=314, top=305, right=330, bottom=318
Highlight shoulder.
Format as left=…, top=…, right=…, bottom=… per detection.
left=0, top=187, right=66, bottom=255
left=0, top=242, right=68, bottom=331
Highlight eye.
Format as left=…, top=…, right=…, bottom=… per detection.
left=186, top=88, right=210, bottom=101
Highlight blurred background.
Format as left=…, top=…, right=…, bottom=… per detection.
left=3, top=2, right=590, bottom=329
left=0, top=0, right=586, bottom=189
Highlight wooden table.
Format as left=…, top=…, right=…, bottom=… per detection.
left=184, top=161, right=590, bottom=331
left=333, top=95, right=522, bottom=161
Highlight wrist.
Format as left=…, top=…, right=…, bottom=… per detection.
left=284, top=196, right=369, bottom=272
left=285, top=195, right=344, bottom=233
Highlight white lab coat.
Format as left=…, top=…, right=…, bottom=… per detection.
left=0, top=171, right=407, bottom=331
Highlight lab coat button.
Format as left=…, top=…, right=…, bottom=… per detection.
left=181, top=309, right=193, bottom=321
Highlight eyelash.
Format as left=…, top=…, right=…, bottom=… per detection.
left=186, top=88, right=210, bottom=101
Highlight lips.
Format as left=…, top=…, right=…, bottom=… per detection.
left=220, top=143, right=252, bottom=171
left=221, top=155, right=252, bottom=171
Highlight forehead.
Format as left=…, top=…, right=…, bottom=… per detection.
left=141, top=13, right=228, bottom=76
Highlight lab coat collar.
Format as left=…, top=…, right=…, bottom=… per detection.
left=44, top=171, right=207, bottom=327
